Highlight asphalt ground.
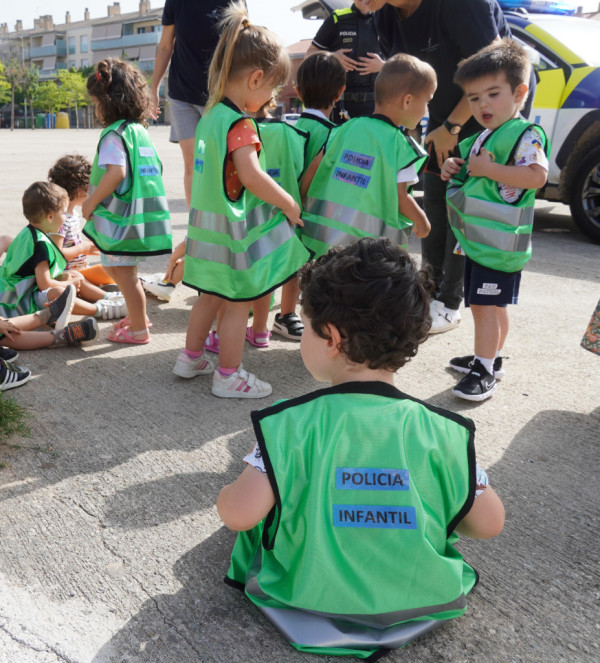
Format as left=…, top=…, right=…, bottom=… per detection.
left=0, top=127, right=598, bottom=663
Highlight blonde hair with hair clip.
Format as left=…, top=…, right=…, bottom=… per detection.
left=206, top=0, right=291, bottom=112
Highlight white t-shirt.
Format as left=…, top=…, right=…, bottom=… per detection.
left=98, top=132, right=131, bottom=195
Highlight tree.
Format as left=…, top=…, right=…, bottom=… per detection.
left=57, top=69, right=88, bottom=129
left=21, top=64, right=39, bottom=130
left=0, top=62, right=11, bottom=106
left=34, top=81, right=64, bottom=116
left=4, top=58, right=24, bottom=131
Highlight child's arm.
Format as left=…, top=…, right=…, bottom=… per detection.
left=81, top=165, right=126, bottom=220
left=0, top=318, right=22, bottom=340
left=49, top=234, right=98, bottom=261
left=217, top=465, right=276, bottom=532
left=455, top=485, right=505, bottom=539
left=397, top=183, right=431, bottom=238
left=441, top=156, right=466, bottom=182
left=233, top=145, right=303, bottom=227
left=34, top=260, right=82, bottom=293
left=164, top=239, right=186, bottom=282
left=299, top=150, right=324, bottom=202
left=468, top=148, right=547, bottom=190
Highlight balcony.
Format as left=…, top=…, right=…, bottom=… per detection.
left=91, top=30, right=160, bottom=52
left=30, top=41, right=66, bottom=58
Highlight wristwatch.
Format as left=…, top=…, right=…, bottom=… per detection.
left=443, top=119, right=462, bottom=135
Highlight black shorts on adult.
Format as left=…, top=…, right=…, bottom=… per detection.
left=464, top=256, right=521, bottom=307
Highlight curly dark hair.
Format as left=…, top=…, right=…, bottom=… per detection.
left=48, top=154, right=92, bottom=200
left=299, top=238, right=434, bottom=371
left=86, top=58, right=151, bottom=127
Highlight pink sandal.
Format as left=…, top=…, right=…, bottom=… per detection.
left=245, top=326, right=271, bottom=348
left=113, top=316, right=152, bottom=330
left=204, top=329, right=220, bottom=354
left=108, top=326, right=150, bottom=345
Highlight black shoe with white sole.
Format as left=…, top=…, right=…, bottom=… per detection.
left=449, top=355, right=505, bottom=380
left=0, top=359, right=31, bottom=391
left=272, top=312, right=304, bottom=340
left=0, top=347, right=18, bottom=363
left=47, top=284, right=76, bottom=329
left=452, top=359, right=496, bottom=402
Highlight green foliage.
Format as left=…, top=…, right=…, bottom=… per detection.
left=0, top=62, right=11, bottom=105
left=35, top=81, right=64, bottom=114
left=0, top=392, right=31, bottom=444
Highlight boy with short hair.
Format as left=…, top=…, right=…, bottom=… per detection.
left=442, top=39, right=548, bottom=401
left=217, top=238, right=505, bottom=659
left=271, top=51, right=346, bottom=341
left=300, top=53, right=434, bottom=257
left=0, top=182, right=125, bottom=322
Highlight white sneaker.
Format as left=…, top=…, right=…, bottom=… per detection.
left=429, top=305, right=461, bottom=334
left=95, top=299, right=127, bottom=320
left=212, top=365, right=272, bottom=399
left=103, top=291, right=124, bottom=301
left=141, top=274, right=175, bottom=302
left=173, top=350, right=215, bottom=378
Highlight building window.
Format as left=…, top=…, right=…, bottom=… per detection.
left=81, top=58, right=88, bottom=68
left=137, top=27, right=146, bottom=34
left=80, top=35, right=88, bottom=53
left=69, top=60, right=76, bottom=69
left=122, top=23, right=133, bottom=35
left=68, top=37, right=76, bottom=54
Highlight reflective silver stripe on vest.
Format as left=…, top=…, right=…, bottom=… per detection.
left=186, top=220, right=295, bottom=270
left=88, top=185, right=169, bottom=217
left=188, top=206, right=274, bottom=241
left=246, top=573, right=466, bottom=629
left=258, top=605, right=441, bottom=650
left=306, top=197, right=409, bottom=246
left=448, top=189, right=532, bottom=253
left=0, top=276, right=36, bottom=314
left=91, top=214, right=170, bottom=241
left=448, top=187, right=533, bottom=228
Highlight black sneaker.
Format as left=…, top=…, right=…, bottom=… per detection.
left=449, top=355, right=505, bottom=380
left=0, top=347, right=18, bottom=363
left=452, top=359, right=496, bottom=402
left=47, top=284, right=76, bottom=329
left=272, top=312, right=304, bottom=340
left=0, top=359, right=31, bottom=391
left=63, top=317, right=98, bottom=346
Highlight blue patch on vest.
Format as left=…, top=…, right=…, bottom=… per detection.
left=267, top=168, right=281, bottom=179
left=333, top=167, right=371, bottom=189
left=336, top=468, right=409, bottom=491
left=139, top=165, right=159, bottom=177
left=341, top=150, right=374, bottom=170
left=194, top=158, right=204, bottom=174
left=333, top=505, right=417, bottom=529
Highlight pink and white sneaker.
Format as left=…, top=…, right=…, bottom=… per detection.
left=211, top=365, right=272, bottom=399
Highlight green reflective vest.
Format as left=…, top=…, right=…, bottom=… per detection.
left=295, top=112, right=336, bottom=167
left=447, top=118, right=549, bottom=273
left=84, top=120, right=171, bottom=256
left=302, top=115, right=427, bottom=257
left=226, top=382, right=478, bottom=659
left=183, top=100, right=311, bottom=301
left=0, top=225, right=66, bottom=317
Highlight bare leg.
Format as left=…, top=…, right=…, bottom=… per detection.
left=219, top=301, right=253, bottom=369
left=2, top=330, right=55, bottom=350
left=471, top=304, right=501, bottom=360
left=280, top=277, right=300, bottom=316
left=185, top=294, right=225, bottom=352
left=497, top=306, right=509, bottom=351
left=250, top=294, right=270, bottom=334
left=78, top=279, right=110, bottom=302
left=179, top=137, right=196, bottom=209
left=106, top=265, right=147, bottom=334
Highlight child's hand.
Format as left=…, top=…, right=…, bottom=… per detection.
left=0, top=318, right=22, bottom=339
left=468, top=148, right=494, bottom=178
left=441, top=157, right=465, bottom=182
left=165, top=258, right=182, bottom=283
left=81, top=198, right=94, bottom=221
left=413, top=216, right=431, bottom=239
left=81, top=240, right=99, bottom=256
left=283, top=201, right=304, bottom=228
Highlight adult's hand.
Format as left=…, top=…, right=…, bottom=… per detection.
left=357, top=53, right=384, bottom=75
left=149, top=90, right=161, bottom=120
left=334, top=48, right=359, bottom=72
left=425, top=125, right=459, bottom=170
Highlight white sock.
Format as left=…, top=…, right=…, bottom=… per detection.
left=474, top=355, right=495, bottom=375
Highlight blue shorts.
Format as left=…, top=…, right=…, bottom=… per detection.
left=168, top=97, right=204, bottom=143
left=464, top=256, right=521, bottom=307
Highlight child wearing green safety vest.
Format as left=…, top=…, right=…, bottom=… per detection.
left=271, top=51, right=347, bottom=343
left=442, top=39, right=548, bottom=402
left=173, top=1, right=309, bottom=399
left=300, top=53, right=434, bottom=259
left=217, top=238, right=505, bottom=659
left=83, top=58, right=172, bottom=345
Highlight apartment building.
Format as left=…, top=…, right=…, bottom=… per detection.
left=0, top=1, right=163, bottom=81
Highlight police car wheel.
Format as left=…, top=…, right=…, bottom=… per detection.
left=570, top=144, right=600, bottom=244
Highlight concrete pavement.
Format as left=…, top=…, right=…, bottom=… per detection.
left=0, top=127, right=598, bottom=663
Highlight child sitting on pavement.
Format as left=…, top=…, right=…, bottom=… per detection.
left=300, top=53, right=434, bottom=258
left=217, top=238, right=505, bottom=658
left=0, top=182, right=127, bottom=323
left=442, top=39, right=548, bottom=402
left=48, top=154, right=122, bottom=302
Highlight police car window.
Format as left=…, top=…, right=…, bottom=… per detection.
left=513, top=35, right=558, bottom=72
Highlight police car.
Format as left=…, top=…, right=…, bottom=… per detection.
left=503, top=3, right=600, bottom=243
